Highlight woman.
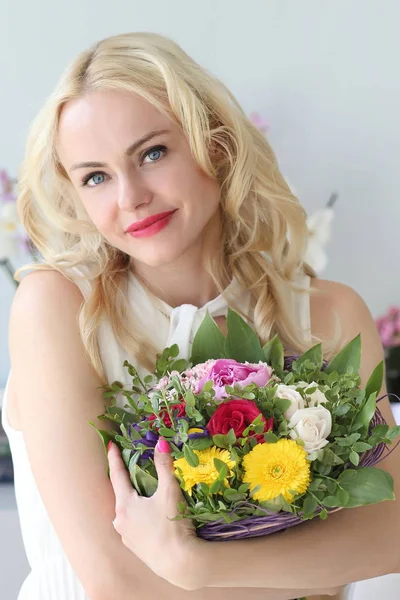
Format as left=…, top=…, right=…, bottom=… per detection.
left=3, top=32, right=398, bottom=600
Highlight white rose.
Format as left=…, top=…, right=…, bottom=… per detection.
left=289, top=406, right=332, bottom=454
left=296, top=381, right=328, bottom=407
left=275, top=384, right=305, bottom=420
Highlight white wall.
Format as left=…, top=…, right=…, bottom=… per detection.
left=1, top=0, right=400, bottom=385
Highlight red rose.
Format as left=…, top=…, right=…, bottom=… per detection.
left=148, top=403, right=186, bottom=429
left=207, top=399, right=273, bottom=443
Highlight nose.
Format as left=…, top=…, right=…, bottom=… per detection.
left=117, top=172, right=152, bottom=212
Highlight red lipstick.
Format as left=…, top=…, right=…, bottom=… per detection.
left=126, top=210, right=176, bottom=239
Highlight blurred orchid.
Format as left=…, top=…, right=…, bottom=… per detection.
left=0, top=169, right=37, bottom=286
left=249, top=112, right=270, bottom=134
left=376, top=307, right=400, bottom=348
left=305, top=194, right=337, bottom=275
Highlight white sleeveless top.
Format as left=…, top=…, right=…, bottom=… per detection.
left=2, top=270, right=311, bottom=599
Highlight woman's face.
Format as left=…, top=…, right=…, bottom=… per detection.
left=57, top=89, right=221, bottom=268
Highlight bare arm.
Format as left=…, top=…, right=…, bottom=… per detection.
left=200, top=281, right=400, bottom=590
left=11, top=271, right=332, bottom=600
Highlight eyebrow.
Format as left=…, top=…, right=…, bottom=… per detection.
left=69, top=128, right=171, bottom=172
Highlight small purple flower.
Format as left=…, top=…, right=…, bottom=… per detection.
left=128, top=424, right=159, bottom=460
left=188, top=426, right=209, bottom=440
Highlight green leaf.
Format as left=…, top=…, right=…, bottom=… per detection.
left=89, top=423, right=115, bottom=453
left=338, top=469, right=357, bottom=483
left=352, top=442, right=372, bottom=453
left=193, top=511, right=222, bottom=522
left=325, top=335, right=361, bottom=375
left=365, top=361, right=384, bottom=399
left=169, top=344, right=179, bottom=358
left=274, top=398, right=292, bottom=414
left=177, top=501, right=187, bottom=513
left=170, top=359, right=188, bottom=373
left=223, top=488, right=247, bottom=503
left=321, top=496, right=339, bottom=508
left=129, top=463, right=158, bottom=497
left=370, top=424, right=389, bottom=438
left=184, top=390, right=196, bottom=407
left=121, top=448, right=132, bottom=469
left=189, top=437, right=214, bottom=451
left=354, top=392, right=377, bottom=431
left=387, top=425, right=400, bottom=441
left=326, top=479, right=337, bottom=494
left=321, top=448, right=344, bottom=466
left=334, top=404, right=351, bottom=417
left=225, top=308, right=265, bottom=363
left=292, top=343, right=323, bottom=371
left=238, top=483, right=250, bottom=494
left=209, top=479, right=222, bottom=494
left=158, top=427, right=176, bottom=438
left=349, top=450, right=360, bottom=466
left=190, top=312, right=226, bottom=364
left=202, top=380, right=214, bottom=393
left=198, top=482, right=210, bottom=495
left=184, top=444, right=199, bottom=468
left=226, top=428, right=237, bottom=446
left=213, top=434, right=229, bottom=448
left=262, top=335, right=284, bottom=371
left=302, top=494, right=318, bottom=515
left=125, top=426, right=142, bottom=441
left=264, top=431, right=279, bottom=443
left=339, top=467, right=395, bottom=508
left=336, top=487, right=350, bottom=506
left=213, top=458, right=228, bottom=474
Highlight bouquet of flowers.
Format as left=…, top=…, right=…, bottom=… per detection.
left=93, top=310, right=400, bottom=541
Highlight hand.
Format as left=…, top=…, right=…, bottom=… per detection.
left=108, top=439, right=206, bottom=590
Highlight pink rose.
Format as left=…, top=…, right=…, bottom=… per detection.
left=197, top=358, right=272, bottom=400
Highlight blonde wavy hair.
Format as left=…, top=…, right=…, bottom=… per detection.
left=17, top=32, right=318, bottom=381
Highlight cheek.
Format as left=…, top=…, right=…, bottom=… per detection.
left=169, top=157, right=220, bottom=214
left=80, top=194, right=116, bottom=235
left=190, top=176, right=220, bottom=219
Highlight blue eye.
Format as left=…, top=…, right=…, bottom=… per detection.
left=81, top=172, right=107, bottom=187
left=148, top=150, right=162, bottom=161
left=142, top=145, right=167, bottom=165
left=91, top=173, right=105, bottom=185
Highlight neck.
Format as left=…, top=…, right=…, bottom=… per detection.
left=131, top=220, right=227, bottom=308
left=134, top=258, right=219, bottom=308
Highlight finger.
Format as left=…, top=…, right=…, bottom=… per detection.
left=107, top=441, right=135, bottom=509
left=154, top=438, right=181, bottom=496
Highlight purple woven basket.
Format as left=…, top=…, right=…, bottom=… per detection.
left=197, top=406, right=389, bottom=541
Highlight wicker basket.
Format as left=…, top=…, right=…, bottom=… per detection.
left=197, top=407, right=389, bottom=541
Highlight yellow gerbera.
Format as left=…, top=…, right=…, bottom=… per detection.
left=242, top=439, right=311, bottom=503
left=173, top=447, right=236, bottom=495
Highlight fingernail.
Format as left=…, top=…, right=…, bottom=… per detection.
left=107, top=441, right=113, bottom=452
left=156, top=437, right=170, bottom=453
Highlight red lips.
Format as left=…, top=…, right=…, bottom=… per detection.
left=126, top=210, right=176, bottom=233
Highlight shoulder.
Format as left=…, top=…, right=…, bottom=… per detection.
left=9, top=269, right=85, bottom=364
left=9, top=269, right=104, bottom=427
left=10, top=269, right=84, bottom=337
left=12, top=269, right=83, bottom=313
left=310, top=278, right=385, bottom=387
left=310, top=278, right=374, bottom=344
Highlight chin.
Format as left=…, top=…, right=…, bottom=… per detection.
left=131, top=245, right=186, bottom=269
